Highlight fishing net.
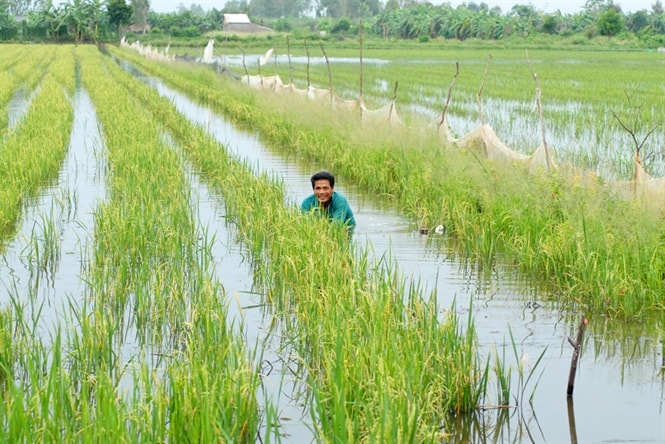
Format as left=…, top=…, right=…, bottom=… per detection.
left=360, top=99, right=402, bottom=126
left=241, top=74, right=284, bottom=90
left=120, top=37, right=174, bottom=62
left=120, top=41, right=660, bottom=210
left=437, top=118, right=555, bottom=172
left=254, top=78, right=403, bottom=125
left=610, top=156, right=665, bottom=210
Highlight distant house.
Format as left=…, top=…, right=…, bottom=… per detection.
left=223, top=13, right=272, bottom=33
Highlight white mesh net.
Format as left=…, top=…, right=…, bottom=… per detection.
left=120, top=41, right=660, bottom=210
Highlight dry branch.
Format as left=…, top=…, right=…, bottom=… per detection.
left=476, top=54, right=491, bottom=125
left=526, top=49, right=552, bottom=170
left=438, top=62, right=459, bottom=128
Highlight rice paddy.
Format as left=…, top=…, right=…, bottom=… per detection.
left=1, top=41, right=664, bottom=443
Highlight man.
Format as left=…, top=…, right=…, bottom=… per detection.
left=301, top=170, right=356, bottom=232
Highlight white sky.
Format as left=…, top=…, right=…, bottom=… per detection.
left=147, top=0, right=658, bottom=14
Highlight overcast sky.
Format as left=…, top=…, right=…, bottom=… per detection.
left=146, top=0, right=659, bottom=14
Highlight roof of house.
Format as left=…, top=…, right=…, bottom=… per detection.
left=223, top=13, right=251, bottom=24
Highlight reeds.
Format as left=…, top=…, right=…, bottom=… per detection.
left=0, top=45, right=261, bottom=443
left=78, top=45, right=262, bottom=441
left=0, top=46, right=73, bottom=245
left=109, top=44, right=665, bottom=318
left=103, top=45, right=516, bottom=441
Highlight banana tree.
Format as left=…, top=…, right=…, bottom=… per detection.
left=28, top=0, right=63, bottom=41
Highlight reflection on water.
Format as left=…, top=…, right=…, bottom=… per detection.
left=119, top=59, right=665, bottom=443
left=7, top=87, right=37, bottom=130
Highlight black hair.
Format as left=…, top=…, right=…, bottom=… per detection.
left=310, top=170, right=335, bottom=188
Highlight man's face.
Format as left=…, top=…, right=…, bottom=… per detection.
left=313, top=179, right=333, bottom=204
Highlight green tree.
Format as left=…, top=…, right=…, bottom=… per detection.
left=190, top=3, right=205, bottom=17
left=583, top=0, right=614, bottom=14
left=314, top=0, right=378, bottom=18
left=60, top=0, right=89, bottom=42
left=9, top=0, right=46, bottom=16
left=0, top=0, right=19, bottom=40
left=541, top=13, right=560, bottom=34
left=222, top=0, right=249, bottom=14
left=385, top=0, right=398, bottom=11
left=597, top=8, right=624, bottom=35
left=626, top=10, right=649, bottom=32
left=131, top=0, right=150, bottom=32
left=653, top=1, right=664, bottom=14
left=108, top=0, right=132, bottom=36
left=509, top=4, right=540, bottom=36
left=84, top=0, right=105, bottom=41
left=28, top=0, right=64, bottom=40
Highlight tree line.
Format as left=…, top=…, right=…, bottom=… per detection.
left=1, top=0, right=663, bottom=45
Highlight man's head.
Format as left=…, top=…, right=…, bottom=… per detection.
left=310, top=170, right=335, bottom=205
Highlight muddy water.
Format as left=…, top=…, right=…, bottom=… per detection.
left=129, top=66, right=664, bottom=443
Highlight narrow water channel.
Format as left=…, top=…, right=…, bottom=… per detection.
left=7, top=87, right=37, bottom=130
left=176, top=142, right=315, bottom=442
left=125, top=61, right=663, bottom=443
left=0, top=87, right=105, bottom=341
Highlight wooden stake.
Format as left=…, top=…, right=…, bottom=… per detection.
left=305, top=40, right=311, bottom=89
left=438, top=62, right=459, bottom=128
left=320, top=43, right=333, bottom=107
left=566, top=396, right=579, bottom=444
left=287, top=36, right=293, bottom=85
left=240, top=47, right=249, bottom=85
left=526, top=49, right=552, bottom=170
left=567, top=315, right=588, bottom=397
left=476, top=54, right=491, bottom=126
left=359, top=17, right=363, bottom=101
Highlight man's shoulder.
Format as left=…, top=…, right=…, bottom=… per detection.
left=332, top=191, right=350, bottom=203
left=301, top=194, right=317, bottom=209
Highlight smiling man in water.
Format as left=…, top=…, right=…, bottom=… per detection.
left=300, top=170, right=356, bottom=232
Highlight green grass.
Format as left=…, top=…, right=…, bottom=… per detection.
left=101, top=44, right=511, bottom=440
left=109, top=43, right=665, bottom=319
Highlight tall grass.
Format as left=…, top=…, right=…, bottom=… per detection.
left=0, top=46, right=73, bottom=247
left=0, top=44, right=261, bottom=443
left=101, top=45, right=514, bottom=441
left=110, top=44, right=665, bottom=319
left=78, top=45, right=261, bottom=441
left=0, top=44, right=58, bottom=136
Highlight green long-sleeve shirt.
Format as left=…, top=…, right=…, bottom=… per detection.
left=300, top=191, right=356, bottom=229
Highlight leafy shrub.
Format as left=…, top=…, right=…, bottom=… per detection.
left=331, top=18, right=351, bottom=34
left=274, top=18, right=292, bottom=32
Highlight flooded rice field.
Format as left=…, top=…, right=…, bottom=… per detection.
left=1, top=56, right=663, bottom=442
left=128, top=62, right=665, bottom=443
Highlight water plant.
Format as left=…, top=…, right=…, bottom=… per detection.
left=109, top=44, right=665, bottom=319
left=0, top=46, right=73, bottom=246
left=97, top=46, right=521, bottom=441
